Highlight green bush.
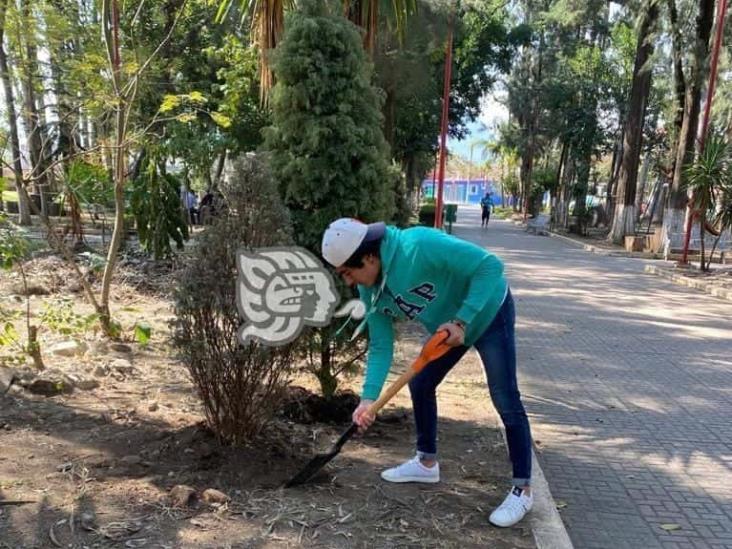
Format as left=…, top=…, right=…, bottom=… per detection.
left=418, top=203, right=444, bottom=226
left=173, top=154, right=296, bottom=443
left=263, top=0, right=395, bottom=398
left=129, top=151, right=189, bottom=259
left=264, top=0, right=395, bottom=252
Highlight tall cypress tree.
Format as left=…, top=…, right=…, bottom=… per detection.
left=264, top=0, right=394, bottom=253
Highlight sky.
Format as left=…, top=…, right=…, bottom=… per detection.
left=446, top=89, right=509, bottom=162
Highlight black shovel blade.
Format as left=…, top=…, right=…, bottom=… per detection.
left=284, top=423, right=358, bottom=488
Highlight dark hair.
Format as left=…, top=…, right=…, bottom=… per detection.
left=343, top=238, right=382, bottom=268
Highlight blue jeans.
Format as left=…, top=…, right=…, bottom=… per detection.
left=408, top=290, right=532, bottom=487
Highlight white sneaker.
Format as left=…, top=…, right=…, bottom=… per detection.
left=489, top=486, right=533, bottom=527
left=380, top=456, right=440, bottom=484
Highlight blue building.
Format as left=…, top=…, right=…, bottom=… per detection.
left=421, top=178, right=501, bottom=205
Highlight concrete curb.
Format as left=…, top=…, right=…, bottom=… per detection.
left=546, top=230, right=665, bottom=259
left=475, top=342, right=573, bottom=549
left=542, top=225, right=732, bottom=302
left=529, top=450, right=574, bottom=549
left=513, top=220, right=664, bottom=260
left=644, top=264, right=732, bottom=302
left=494, top=415, right=573, bottom=549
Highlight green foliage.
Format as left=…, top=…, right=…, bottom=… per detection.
left=0, top=301, right=22, bottom=354
left=0, top=318, right=25, bottom=367
left=173, top=154, right=296, bottom=442
left=491, top=206, right=512, bottom=219
left=41, top=298, right=98, bottom=337
left=450, top=2, right=515, bottom=136
left=683, top=134, right=730, bottom=215
left=713, top=182, right=732, bottom=239
left=0, top=215, right=29, bottom=270
left=503, top=173, right=520, bottom=197
left=77, top=251, right=106, bottom=274
left=211, top=37, right=270, bottom=152
left=64, top=160, right=114, bottom=208
left=107, top=320, right=123, bottom=340
left=532, top=167, right=559, bottom=195
left=388, top=164, right=412, bottom=227
left=159, top=91, right=232, bottom=128
left=264, top=0, right=394, bottom=253
left=683, top=133, right=732, bottom=269
left=133, top=322, right=152, bottom=347
left=379, top=0, right=514, bottom=199
left=0, top=321, right=20, bottom=348
left=418, top=203, right=436, bottom=224
left=130, top=152, right=189, bottom=260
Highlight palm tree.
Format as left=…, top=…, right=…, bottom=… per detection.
left=708, top=173, right=732, bottom=268
left=683, top=133, right=730, bottom=271
left=216, top=0, right=416, bottom=100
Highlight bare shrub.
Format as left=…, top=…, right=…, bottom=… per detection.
left=172, top=154, right=296, bottom=443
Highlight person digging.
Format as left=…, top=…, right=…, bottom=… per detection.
left=321, top=218, right=535, bottom=528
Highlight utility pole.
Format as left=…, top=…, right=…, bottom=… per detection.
left=434, top=11, right=454, bottom=229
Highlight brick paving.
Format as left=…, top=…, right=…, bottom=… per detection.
left=452, top=207, right=732, bottom=549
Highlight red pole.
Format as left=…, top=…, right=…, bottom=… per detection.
left=681, top=0, right=728, bottom=264
left=435, top=13, right=454, bottom=229
left=700, top=0, right=726, bottom=151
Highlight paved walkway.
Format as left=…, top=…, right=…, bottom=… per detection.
left=452, top=206, right=732, bottom=549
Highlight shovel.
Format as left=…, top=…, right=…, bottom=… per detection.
left=285, top=330, right=451, bottom=488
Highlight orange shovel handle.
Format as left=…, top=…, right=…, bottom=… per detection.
left=367, top=330, right=451, bottom=417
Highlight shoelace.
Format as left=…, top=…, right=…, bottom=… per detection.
left=396, top=457, right=425, bottom=473
left=498, top=494, right=526, bottom=515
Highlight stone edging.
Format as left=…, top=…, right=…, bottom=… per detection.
left=528, top=221, right=731, bottom=302
left=513, top=220, right=665, bottom=259
left=644, top=264, right=732, bottom=302
left=528, top=449, right=574, bottom=549
left=546, top=229, right=664, bottom=259
left=479, top=353, right=574, bottom=549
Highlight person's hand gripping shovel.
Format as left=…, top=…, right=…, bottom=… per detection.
left=284, top=330, right=451, bottom=488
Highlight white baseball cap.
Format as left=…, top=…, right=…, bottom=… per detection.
left=321, top=218, right=386, bottom=267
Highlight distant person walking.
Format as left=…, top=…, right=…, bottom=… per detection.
left=181, top=189, right=198, bottom=226
left=480, top=192, right=494, bottom=228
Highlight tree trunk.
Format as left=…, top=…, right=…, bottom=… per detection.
left=318, top=337, right=337, bottom=398
left=606, top=129, right=623, bottom=221
left=666, top=0, right=686, bottom=181
left=557, top=150, right=574, bottom=229
left=609, top=0, right=658, bottom=245
left=664, top=0, right=714, bottom=244
left=0, top=0, right=31, bottom=225
left=99, top=0, right=126, bottom=335
left=552, top=141, right=568, bottom=226
left=18, top=0, right=51, bottom=217
left=520, top=135, right=534, bottom=217
left=49, top=0, right=80, bottom=166
left=213, top=150, right=227, bottom=189
left=635, top=154, right=651, bottom=221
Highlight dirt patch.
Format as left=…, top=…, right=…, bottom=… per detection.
left=0, top=254, right=537, bottom=548
left=280, top=387, right=361, bottom=425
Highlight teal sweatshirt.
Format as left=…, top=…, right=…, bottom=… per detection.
left=357, top=226, right=507, bottom=400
